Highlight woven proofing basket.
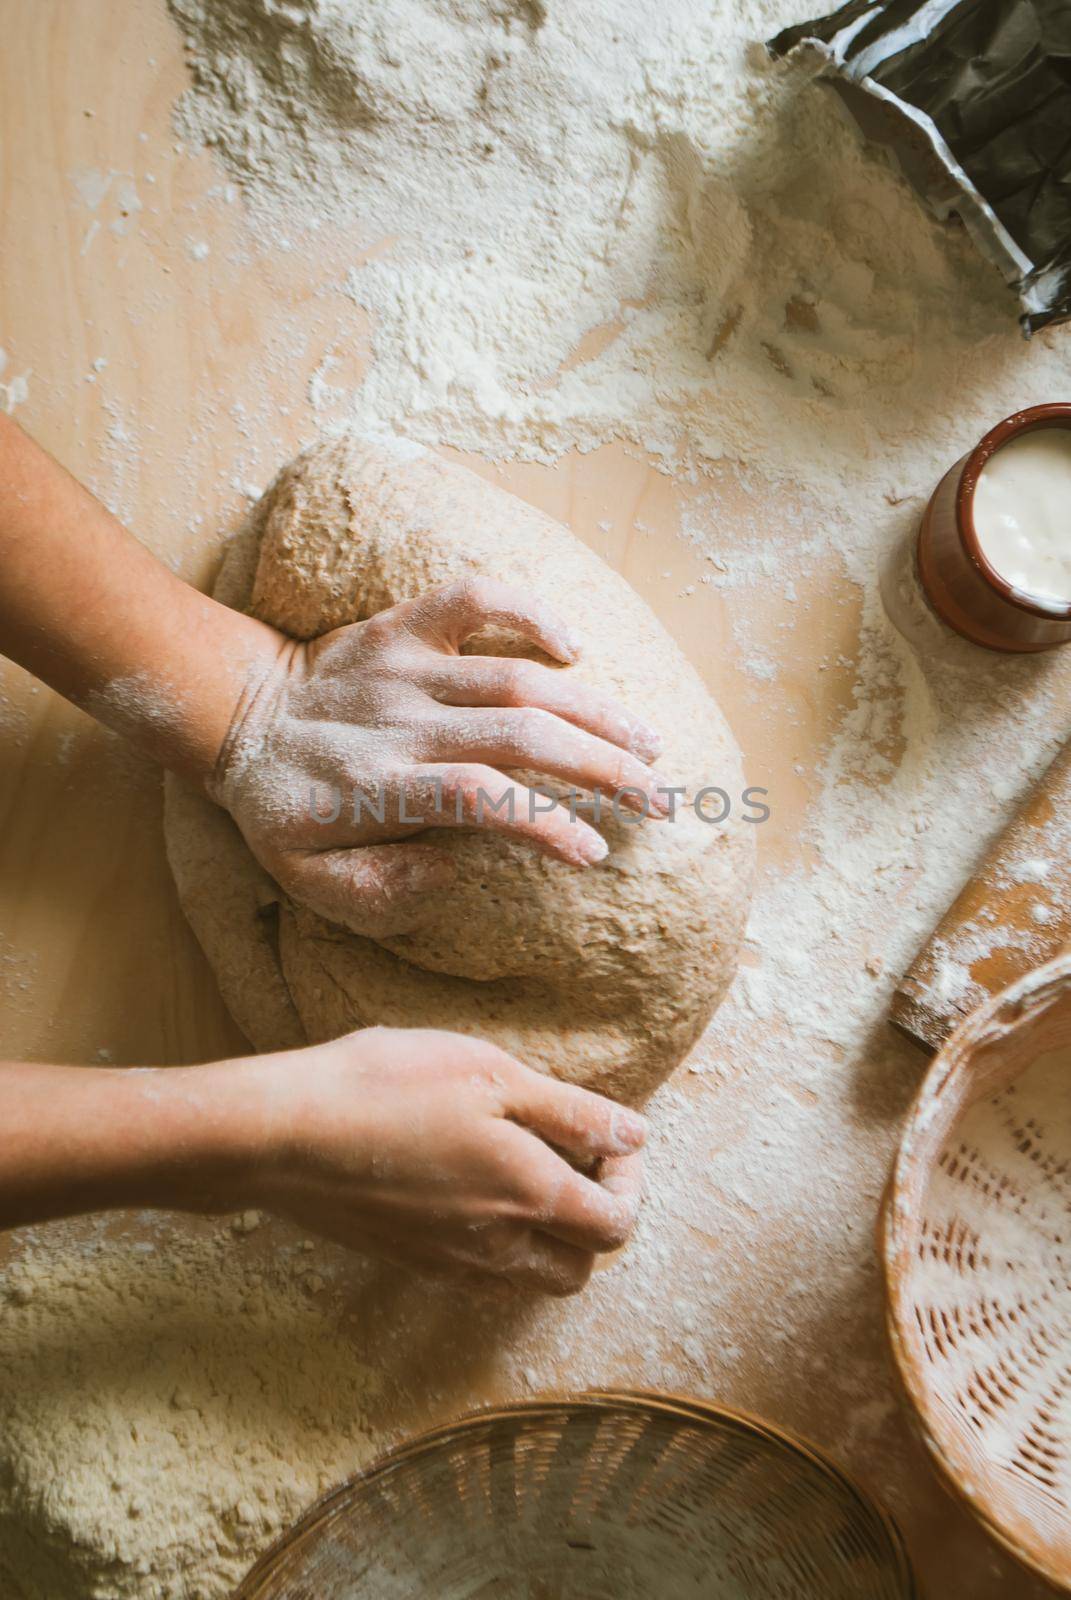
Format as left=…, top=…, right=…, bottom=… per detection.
left=884, top=950, right=1071, bottom=1589
left=233, top=1390, right=914, bottom=1598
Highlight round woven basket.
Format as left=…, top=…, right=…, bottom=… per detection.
left=884, top=950, right=1071, bottom=1589
left=232, top=1389, right=914, bottom=1598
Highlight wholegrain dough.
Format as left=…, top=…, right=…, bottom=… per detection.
left=165, top=435, right=753, bottom=1103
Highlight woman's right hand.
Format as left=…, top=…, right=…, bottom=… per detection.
left=244, top=1027, right=647, bottom=1296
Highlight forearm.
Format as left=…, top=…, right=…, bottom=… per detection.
left=0, top=1058, right=279, bottom=1230
left=0, top=1032, right=644, bottom=1294
left=0, top=414, right=284, bottom=785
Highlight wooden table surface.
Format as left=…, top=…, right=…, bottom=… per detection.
left=0, top=3, right=1052, bottom=1596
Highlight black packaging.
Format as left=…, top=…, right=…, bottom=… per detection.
left=768, top=0, right=1071, bottom=335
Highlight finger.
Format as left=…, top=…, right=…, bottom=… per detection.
left=421, top=656, right=663, bottom=763
left=505, top=1235, right=595, bottom=1297
left=467, top=1223, right=595, bottom=1297
left=596, top=1150, right=646, bottom=1212
left=415, top=708, right=671, bottom=817
left=505, top=1070, right=649, bottom=1163
left=407, top=763, right=610, bottom=867
left=496, top=1124, right=641, bottom=1254
left=377, top=1219, right=593, bottom=1297
left=403, top=577, right=581, bottom=663
left=279, top=842, right=455, bottom=937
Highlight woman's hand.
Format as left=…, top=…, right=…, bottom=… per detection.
left=0, top=420, right=667, bottom=937
left=249, top=1027, right=647, bottom=1296
left=0, top=1030, right=647, bottom=1299
left=213, top=577, right=669, bottom=937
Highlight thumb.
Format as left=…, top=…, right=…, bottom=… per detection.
left=279, top=842, right=455, bottom=938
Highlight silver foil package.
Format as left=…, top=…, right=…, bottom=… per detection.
left=768, top=0, right=1071, bottom=335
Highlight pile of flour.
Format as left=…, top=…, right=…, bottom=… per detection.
left=168, top=0, right=1067, bottom=501
left=0, top=1217, right=382, bottom=1599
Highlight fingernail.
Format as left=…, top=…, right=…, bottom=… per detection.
left=647, top=779, right=677, bottom=816
left=612, top=1107, right=648, bottom=1151
left=631, top=723, right=663, bottom=762
left=572, top=830, right=608, bottom=866
left=558, top=628, right=582, bottom=662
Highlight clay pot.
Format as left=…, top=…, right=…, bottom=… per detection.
left=918, top=403, right=1071, bottom=652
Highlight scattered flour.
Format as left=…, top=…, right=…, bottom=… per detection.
left=167, top=0, right=1068, bottom=502
left=70, top=172, right=144, bottom=241
left=0, top=348, right=31, bottom=415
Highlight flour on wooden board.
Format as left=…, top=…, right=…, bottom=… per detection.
left=0, top=347, right=30, bottom=415
left=3, top=0, right=1071, bottom=1596
left=168, top=0, right=1069, bottom=499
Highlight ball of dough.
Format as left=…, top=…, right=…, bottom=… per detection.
left=165, top=435, right=753, bottom=1104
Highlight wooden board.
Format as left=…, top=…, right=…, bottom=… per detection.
left=893, top=738, right=1071, bottom=1051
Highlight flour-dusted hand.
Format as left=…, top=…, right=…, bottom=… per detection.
left=0, top=420, right=668, bottom=939
left=0, top=1028, right=645, bottom=1295
left=250, top=1027, right=647, bottom=1295
left=212, top=576, right=669, bottom=937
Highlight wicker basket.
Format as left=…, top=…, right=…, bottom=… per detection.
left=884, top=950, right=1071, bottom=1590
left=233, top=1390, right=914, bottom=1598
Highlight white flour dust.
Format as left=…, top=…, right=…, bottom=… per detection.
left=3, top=0, right=1071, bottom=1596
left=168, top=0, right=1068, bottom=496
left=0, top=347, right=31, bottom=415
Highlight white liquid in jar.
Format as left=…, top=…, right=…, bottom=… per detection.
left=973, top=427, right=1071, bottom=604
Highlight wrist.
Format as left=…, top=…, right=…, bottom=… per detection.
left=205, top=620, right=306, bottom=807
left=166, top=602, right=294, bottom=797
left=155, top=1056, right=288, bottom=1213
left=230, top=1038, right=376, bottom=1205
left=75, top=594, right=292, bottom=794
left=0, top=417, right=297, bottom=790
left=88, top=1057, right=281, bottom=1217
